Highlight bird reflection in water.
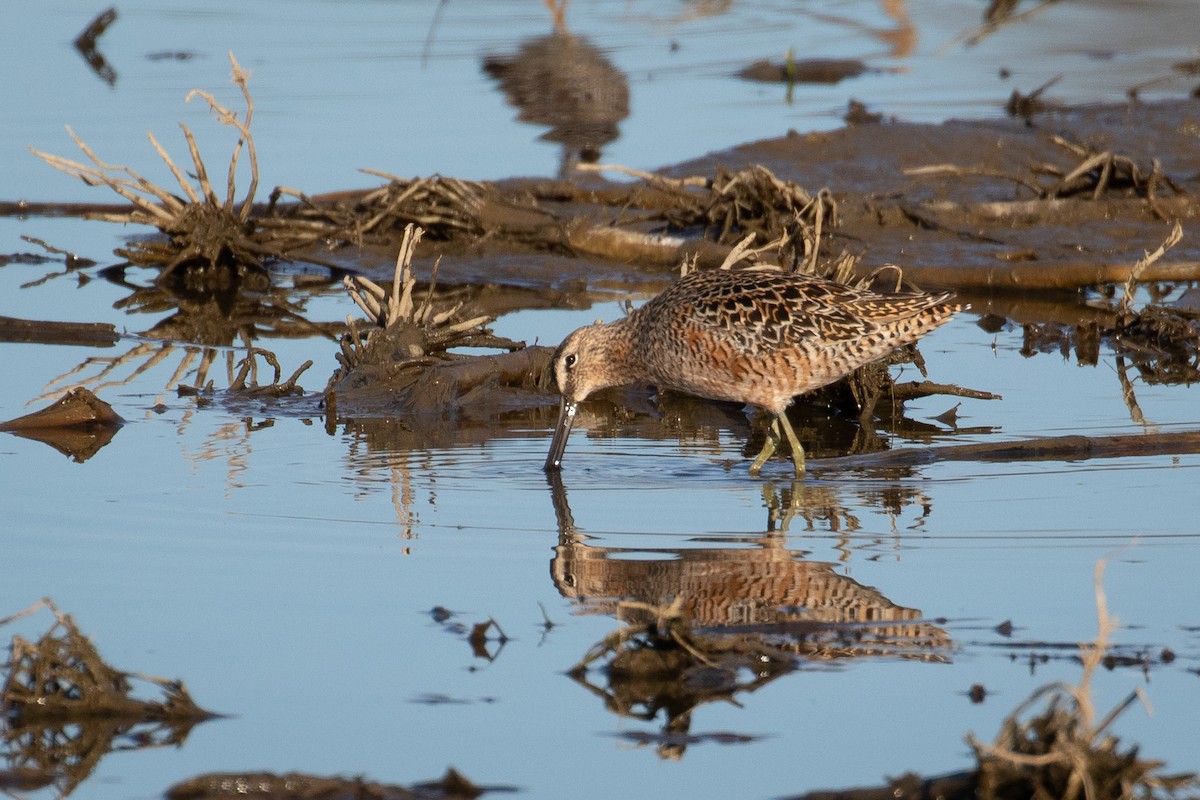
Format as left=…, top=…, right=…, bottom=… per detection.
left=482, top=8, right=629, bottom=178
left=545, top=473, right=951, bottom=759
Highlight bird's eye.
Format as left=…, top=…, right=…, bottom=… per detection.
left=564, top=353, right=577, bottom=370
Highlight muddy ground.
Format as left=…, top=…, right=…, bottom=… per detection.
left=4, top=93, right=1200, bottom=800
left=319, top=96, right=1200, bottom=437
left=299, top=97, right=1200, bottom=297
left=5, top=96, right=1199, bottom=461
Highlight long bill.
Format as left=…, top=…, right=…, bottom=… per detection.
left=544, top=398, right=578, bottom=472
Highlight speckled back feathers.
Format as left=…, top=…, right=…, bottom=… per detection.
left=552, top=268, right=961, bottom=416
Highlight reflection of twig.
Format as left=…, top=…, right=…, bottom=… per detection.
left=1115, top=355, right=1146, bottom=426
left=16, top=235, right=99, bottom=289
left=35, top=342, right=169, bottom=405
left=36, top=336, right=313, bottom=409
left=391, top=462, right=419, bottom=540
left=73, top=6, right=118, bottom=85
left=420, top=0, right=450, bottom=67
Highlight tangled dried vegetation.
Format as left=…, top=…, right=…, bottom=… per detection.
left=29, top=52, right=843, bottom=284
left=904, top=134, right=1187, bottom=219
left=29, top=48, right=987, bottom=423
left=1, top=599, right=214, bottom=796
left=30, top=52, right=1193, bottom=436
left=31, top=54, right=301, bottom=280
left=325, top=224, right=550, bottom=419
left=967, top=561, right=1198, bottom=800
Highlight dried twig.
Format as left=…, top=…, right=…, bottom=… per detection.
left=964, top=560, right=1197, bottom=799
left=575, top=162, right=709, bottom=189
left=1117, top=220, right=1184, bottom=320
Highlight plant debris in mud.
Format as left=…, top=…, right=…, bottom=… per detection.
left=0, top=388, right=124, bottom=462
left=1, top=599, right=213, bottom=724
left=32, top=55, right=1196, bottom=452
left=223, top=347, right=312, bottom=397
left=24, top=65, right=1200, bottom=297
left=266, top=159, right=840, bottom=276
left=165, top=766, right=500, bottom=800
left=906, top=134, right=1186, bottom=212
left=325, top=224, right=552, bottom=418
left=567, top=594, right=952, bottom=759
left=31, top=53, right=336, bottom=284
left=967, top=561, right=1198, bottom=800
left=26, top=68, right=991, bottom=454
left=0, top=599, right=215, bottom=797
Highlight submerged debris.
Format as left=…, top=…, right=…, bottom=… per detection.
left=568, top=598, right=796, bottom=759
left=567, top=592, right=950, bottom=759
left=0, top=388, right=124, bottom=462
left=166, top=767, right=493, bottom=800
left=325, top=224, right=551, bottom=418
left=1, top=599, right=215, bottom=797
left=571, top=598, right=794, bottom=677
left=967, top=562, right=1198, bottom=800
left=226, top=348, right=312, bottom=397
left=31, top=53, right=329, bottom=282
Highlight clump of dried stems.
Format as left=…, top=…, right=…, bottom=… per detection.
left=1, top=597, right=211, bottom=724
left=967, top=560, right=1198, bottom=800
left=332, top=224, right=511, bottom=380
left=1, top=598, right=214, bottom=797
left=30, top=53, right=317, bottom=277
left=904, top=136, right=1186, bottom=218
left=570, top=597, right=795, bottom=679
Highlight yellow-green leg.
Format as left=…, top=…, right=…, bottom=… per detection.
left=776, top=411, right=806, bottom=477
left=748, top=412, right=806, bottom=478
left=748, top=419, right=780, bottom=476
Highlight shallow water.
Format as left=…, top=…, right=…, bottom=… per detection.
left=4, top=2, right=1200, bottom=799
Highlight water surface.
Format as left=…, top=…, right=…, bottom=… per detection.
left=3, top=2, right=1200, bottom=799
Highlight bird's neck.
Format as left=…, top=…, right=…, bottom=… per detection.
left=595, top=317, right=648, bottom=387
